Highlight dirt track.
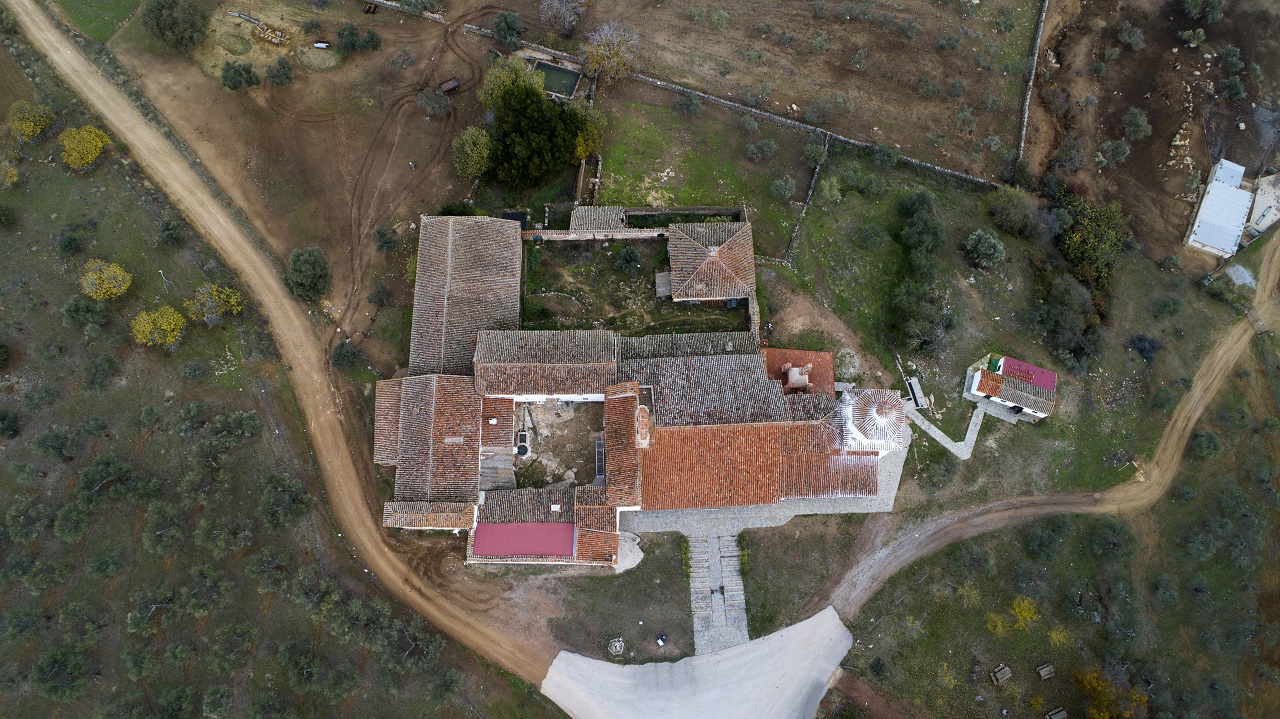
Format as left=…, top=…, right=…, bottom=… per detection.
left=0, top=0, right=558, bottom=684
left=830, top=233, right=1280, bottom=617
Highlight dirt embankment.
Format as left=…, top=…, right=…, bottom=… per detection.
left=1027, top=0, right=1279, bottom=267
left=2, top=0, right=560, bottom=684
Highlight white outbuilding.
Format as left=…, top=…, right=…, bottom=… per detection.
left=1185, top=159, right=1254, bottom=258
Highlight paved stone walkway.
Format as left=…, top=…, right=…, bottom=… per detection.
left=688, top=536, right=750, bottom=654
left=905, top=405, right=984, bottom=460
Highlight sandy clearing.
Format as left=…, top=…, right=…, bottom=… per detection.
left=1, top=0, right=559, bottom=683
left=541, top=606, right=852, bottom=719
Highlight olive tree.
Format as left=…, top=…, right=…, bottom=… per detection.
left=963, top=229, right=1006, bottom=269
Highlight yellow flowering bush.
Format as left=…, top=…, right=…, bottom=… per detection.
left=1, top=161, right=17, bottom=189
left=131, top=306, right=187, bottom=350
left=78, top=259, right=132, bottom=301
left=58, top=126, right=111, bottom=170
left=184, top=284, right=245, bottom=326
left=7, top=100, right=55, bottom=142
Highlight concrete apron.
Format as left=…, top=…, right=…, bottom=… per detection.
left=541, top=606, right=852, bottom=719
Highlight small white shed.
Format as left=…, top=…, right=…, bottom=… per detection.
left=1186, top=159, right=1254, bottom=258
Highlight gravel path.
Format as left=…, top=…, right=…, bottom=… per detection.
left=905, top=405, right=985, bottom=459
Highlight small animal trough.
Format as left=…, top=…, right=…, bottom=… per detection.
left=313, top=41, right=331, bottom=49
left=1036, top=663, right=1056, bottom=680
left=607, top=637, right=625, bottom=656
left=363, top=3, right=380, bottom=13
left=438, top=77, right=461, bottom=94
left=989, top=664, right=1013, bottom=685
left=1045, top=708, right=1068, bottom=719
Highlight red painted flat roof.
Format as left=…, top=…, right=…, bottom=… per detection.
left=1001, top=357, right=1057, bottom=391
left=472, top=522, right=575, bottom=558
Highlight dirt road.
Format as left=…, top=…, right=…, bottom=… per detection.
left=831, top=234, right=1280, bottom=617
left=0, top=0, right=558, bottom=683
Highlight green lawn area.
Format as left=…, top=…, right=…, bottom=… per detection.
left=548, top=533, right=694, bottom=663
left=854, top=361, right=1280, bottom=719
left=596, top=95, right=813, bottom=258
left=53, top=0, right=141, bottom=42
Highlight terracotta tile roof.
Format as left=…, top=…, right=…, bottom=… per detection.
left=382, top=501, right=474, bottom=529
left=478, top=487, right=576, bottom=523
left=373, top=378, right=403, bottom=465
left=618, top=332, right=757, bottom=360
left=569, top=205, right=626, bottom=230
left=473, top=330, right=619, bottom=396
left=575, top=529, right=621, bottom=564
left=620, top=354, right=793, bottom=426
left=575, top=485, right=607, bottom=505
left=667, top=223, right=756, bottom=301
left=785, top=393, right=840, bottom=421
left=603, top=383, right=641, bottom=507
left=762, top=348, right=837, bottom=396
left=976, top=369, right=1055, bottom=416
left=573, top=504, right=618, bottom=533
left=480, top=397, right=515, bottom=447
left=1001, top=357, right=1057, bottom=391
left=407, top=216, right=522, bottom=376
left=393, top=375, right=481, bottom=503
left=638, top=422, right=878, bottom=510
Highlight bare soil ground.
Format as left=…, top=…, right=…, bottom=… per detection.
left=507, top=0, right=1040, bottom=177
left=109, top=0, right=496, bottom=375
left=1026, top=0, right=1280, bottom=270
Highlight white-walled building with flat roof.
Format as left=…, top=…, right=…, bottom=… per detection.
left=1186, top=159, right=1254, bottom=258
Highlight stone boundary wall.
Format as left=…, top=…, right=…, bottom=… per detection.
left=1017, top=0, right=1052, bottom=164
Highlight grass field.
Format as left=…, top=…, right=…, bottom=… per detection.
left=549, top=533, right=694, bottom=663
left=596, top=88, right=814, bottom=258
left=53, top=0, right=141, bottom=42
left=850, top=357, right=1280, bottom=719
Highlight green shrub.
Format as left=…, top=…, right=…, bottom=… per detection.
left=963, top=229, right=1006, bottom=268
left=849, top=48, right=868, bottom=70
left=745, top=139, right=778, bottom=162
left=710, top=8, right=730, bottom=30
left=492, top=11, right=524, bottom=50
left=740, top=114, right=758, bottom=133
left=1122, top=107, right=1151, bottom=140
left=1095, top=139, right=1131, bottom=168
left=1116, top=20, right=1144, bottom=50
left=1190, top=431, right=1223, bottom=460
left=987, top=188, right=1039, bottom=238
left=771, top=177, right=797, bottom=198
left=1219, top=76, right=1245, bottom=100
left=802, top=142, right=828, bottom=168
left=283, top=247, right=332, bottom=300
left=220, top=61, right=259, bottom=91
left=141, top=0, right=209, bottom=57
left=674, top=92, right=703, bottom=117
left=265, top=57, right=293, bottom=87
left=329, top=342, right=364, bottom=370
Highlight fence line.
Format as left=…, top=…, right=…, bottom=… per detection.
left=1017, top=0, right=1052, bottom=165
left=785, top=134, right=831, bottom=264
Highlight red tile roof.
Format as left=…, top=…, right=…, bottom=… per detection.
left=471, top=522, right=576, bottom=557
left=976, top=368, right=1055, bottom=416
left=667, top=223, right=756, bottom=301
left=638, top=422, right=878, bottom=510
left=408, top=216, right=522, bottom=376
left=575, top=529, right=620, bottom=564
left=373, top=378, right=403, bottom=465
left=1001, top=357, right=1057, bottom=391
left=480, top=397, right=514, bottom=447
left=603, top=383, right=642, bottom=507
left=392, top=375, right=481, bottom=503
left=761, top=348, right=837, bottom=396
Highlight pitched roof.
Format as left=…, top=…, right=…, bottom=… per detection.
left=1000, top=357, right=1057, bottom=391
left=976, top=369, right=1056, bottom=416
left=473, top=330, right=619, bottom=396
left=569, top=205, right=626, bottom=231
left=392, top=375, right=481, bottom=503
left=471, top=522, right=576, bottom=558
left=667, top=223, right=756, bottom=300
left=477, top=486, right=576, bottom=524
left=373, top=378, right=403, bottom=465
left=574, top=529, right=620, bottom=564
left=407, top=216, right=522, bottom=376
left=618, top=332, right=757, bottom=360
left=603, top=383, right=641, bottom=507
left=619, top=353, right=793, bottom=426
left=1188, top=160, right=1252, bottom=257
left=480, top=397, right=515, bottom=447
left=833, top=389, right=908, bottom=452
left=638, top=422, right=878, bottom=510
left=382, top=501, right=473, bottom=529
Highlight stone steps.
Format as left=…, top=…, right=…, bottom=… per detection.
left=688, top=537, right=713, bottom=615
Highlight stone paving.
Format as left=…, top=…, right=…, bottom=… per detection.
left=687, top=536, right=750, bottom=654
left=905, top=405, right=985, bottom=460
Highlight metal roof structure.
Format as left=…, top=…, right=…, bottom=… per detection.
left=1247, top=173, right=1280, bottom=237
left=1186, top=159, right=1253, bottom=258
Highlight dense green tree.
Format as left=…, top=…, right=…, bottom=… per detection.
left=963, top=229, right=1006, bottom=268
left=62, top=295, right=108, bottom=329
left=745, top=139, right=778, bottom=162
left=1122, top=107, right=1152, bottom=140
left=366, top=281, right=392, bottom=307
left=284, top=247, right=332, bottom=300
left=31, top=646, right=89, bottom=700
left=220, top=61, right=260, bottom=91
left=261, top=473, right=312, bottom=531
left=156, top=216, right=185, bottom=247
left=141, top=0, right=209, bottom=57
left=330, top=342, right=364, bottom=370
left=248, top=547, right=293, bottom=593
left=0, top=408, right=19, bottom=439
left=488, top=83, right=585, bottom=189
left=493, top=11, right=525, bottom=50
left=266, top=57, right=294, bottom=87
left=34, top=426, right=78, bottom=461
left=373, top=225, right=398, bottom=252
